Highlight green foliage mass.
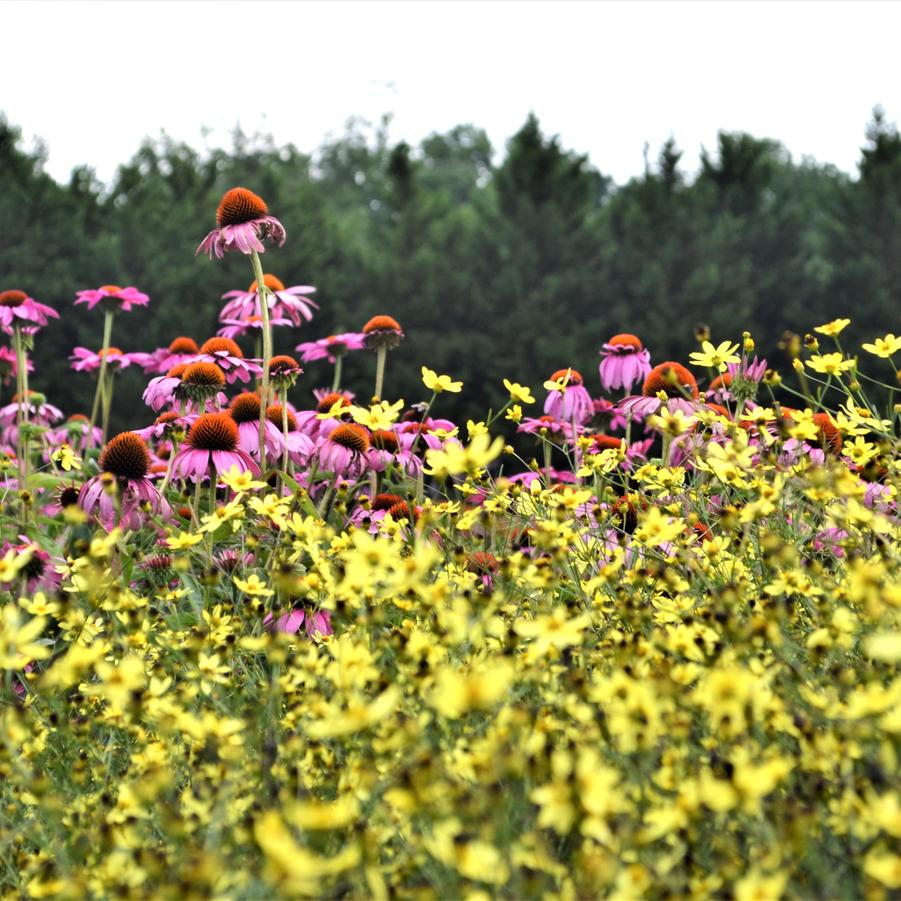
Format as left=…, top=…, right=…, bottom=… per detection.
left=2, top=109, right=900, bottom=429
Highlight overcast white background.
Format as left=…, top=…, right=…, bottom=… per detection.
left=4, top=0, right=901, bottom=185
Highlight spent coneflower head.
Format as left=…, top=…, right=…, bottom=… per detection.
left=362, top=315, right=404, bottom=350
left=174, top=362, right=227, bottom=404
left=196, top=187, right=287, bottom=259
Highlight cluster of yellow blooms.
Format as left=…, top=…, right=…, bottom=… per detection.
left=2, top=321, right=901, bottom=900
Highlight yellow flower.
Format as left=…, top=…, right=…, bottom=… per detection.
left=165, top=531, right=203, bottom=550
left=423, top=433, right=503, bottom=479
left=503, top=378, right=535, bottom=404
left=315, top=396, right=351, bottom=420
left=862, top=333, right=901, bottom=358
left=0, top=547, right=32, bottom=583
left=349, top=398, right=405, bottom=430
left=814, top=317, right=851, bottom=336
left=51, top=443, right=81, bottom=472
left=505, top=404, right=523, bottom=423
left=543, top=369, right=576, bottom=393
left=467, top=419, right=488, bottom=439
left=806, top=353, right=854, bottom=376
left=688, top=340, right=740, bottom=372
left=421, top=366, right=462, bottom=394
left=0, top=605, right=50, bottom=669
left=233, top=574, right=274, bottom=597
left=220, top=466, right=267, bottom=493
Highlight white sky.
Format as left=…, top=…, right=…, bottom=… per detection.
left=4, top=0, right=901, bottom=185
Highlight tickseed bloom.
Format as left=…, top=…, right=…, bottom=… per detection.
left=171, top=413, right=260, bottom=481
left=69, top=346, right=141, bottom=373
left=503, top=379, right=535, bottom=405
left=194, top=337, right=261, bottom=384
left=619, top=362, right=700, bottom=418
left=228, top=392, right=285, bottom=460
left=312, top=423, right=371, bottom=477
left=0, top=289, right=59, bottom=334
left=422, top=366, right=462, bottom=393
left=196, top=187, right=287, bottom=259
left=294, top=391, right=353, bottom=440
left=598, top=333, right=652, bottom=392
left=543, top=369, right=594, bottom=424
left=74, top=284, right=149, bottom=313
left=79, top=432, right=170, bottom=530
left=862, top=333, right=901, bottom=358
left=814, top=317, right=851, bottom=336
left=295, top=333, right=366, bottom=364
left=689, top=339, right=741, bottom=372
left=220, top=273, right=318, bottom=326
left=806, top=352, right=855, bottom=376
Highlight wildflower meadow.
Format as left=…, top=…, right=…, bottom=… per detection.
left=2, top=185, right=901, bottom=899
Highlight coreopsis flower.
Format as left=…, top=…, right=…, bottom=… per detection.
left=69, top=346, right=142, bottom=373
left=598, top=333, right=652, bottom=393
left=228, top=392, right=285, bottom=460
left=689, top=339, right=741, bottom=372
left=421, top=366, right=463, bottom=394
left=196, top=187, right=287, bottom=259
left=74, top=284, right=149, bottom=313
left=294, top=391, right=354, bottom=440
left=312, top=423, right=371, bottom=477
left=193, top=337, right=261, bottom=384
left=79, top=432, right=170, bottom=530
left=171, top=413, right=260, bottom=482
left=805, top=352, right=854, bottom=377
left=543, top=369, right=594, bottom=424
left=618, top=362, right=701, bottom=418
left=296, top=333, right=366, bottom=364
left=814, top=317, right=851, bottom=337
left=862, top=333, right=901, bottom=358
left=0, top=345, right=32, bottom=385
left=266, top=405, right=314, bottom=466
left=220, top=273, right=318, bottom=326
left=0, top=289, right=59, bottom=334
left=362, top=315, right=404, bottom=350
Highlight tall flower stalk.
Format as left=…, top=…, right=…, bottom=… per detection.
left=250, top=250, right=272, bottom=468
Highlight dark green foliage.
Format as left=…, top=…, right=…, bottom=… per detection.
left=1, top=109, right=899, bottom=431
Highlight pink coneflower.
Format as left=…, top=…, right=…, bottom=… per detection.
left=263, top=608, right=333, bottom=638
left=296, top=333, right=366, bottom=364
left=228, top=392, right=284, bottom=460
left=75, top=284, right=149, bottom=313
left=267, top=354, right=304, bottom=391
left=591, top=397, right=629, bottom=432
left=134, top=410, right=195, bottom=442
left=0, top=290, right=59, bottom=334
left=220, top=273, right=318, bottom=326
left=70, top=346, right=141, bottom=373
left=217, top=313, right=293, bottom=340
left=396, top=418, right=459, bottom=453
left=196, top=187, right=286, bottom=259
left=48, top=414, right=102, bottom=449
left=138, top=337, right=201, bottom=375
left=143, top=364, right=188, bottom=412
left=517, top=415, right=578, bottom=441
left=294, top=391, right=353, bottom=440
left=0, top=345, right=32, bottom=386
left=170, top=413, right=260, bottom=482
left=79, top=432, right=170, bottom=530
left=1, top=536, right=63, bottom=594
left=368, top=429, right=422, bottom=475
left=0, top=392, right=63, bottom=428
left=543, top=369, right=594, bottom=424
left=312, top=423, right=371, bottom=477
left=266, top=405, right=314, bottom=465
left=193, top=337, right=261, bottom=384
left=583, top=433, right=655, bottom=467
left=598, top=334, right=652, bottom=393
left=618, top=362, right=701, bottom=418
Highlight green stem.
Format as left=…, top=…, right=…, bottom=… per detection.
left=331, top=355, right=343, bottom=392
left=13, top=329, right=28, bottom=505
left=251, top=251, right=272, bottom=469
left=101, top=370, right=115, bottom=445
left=87, top=310, right=114, bottom=449
left=280, top=387, right=290, bottom=478
left=373, top=347, right=387, bottom=402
